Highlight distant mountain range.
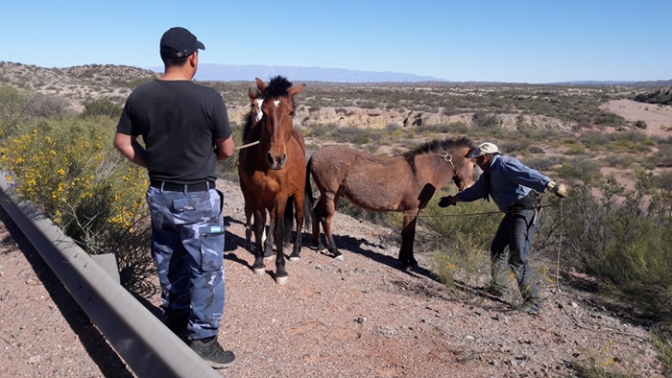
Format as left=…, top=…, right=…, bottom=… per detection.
left=148, top=63, right=447, bottom=83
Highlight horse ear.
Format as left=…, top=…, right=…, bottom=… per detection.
left=255, top=78, right=267, bottom=93
left=288, top=83, right=305, bottom=97
left=248, top=88, right=255, bottom=102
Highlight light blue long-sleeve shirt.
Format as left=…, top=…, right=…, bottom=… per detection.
left=456, top=155, right=551, bottom=212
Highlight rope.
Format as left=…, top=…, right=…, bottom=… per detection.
left=556, top=199, right=564, bottom=291
left=234, top=140, right=260, bottom=150
left=406, top=204, right=554, bottom=218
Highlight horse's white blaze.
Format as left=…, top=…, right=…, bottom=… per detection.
left=273, top=100, right=280, bottom=107
left=255, top=99, right=263, bottom=121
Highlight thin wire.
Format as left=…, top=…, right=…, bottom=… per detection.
left=406, top=204, right=553, bottom=218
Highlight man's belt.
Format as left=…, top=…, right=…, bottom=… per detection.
left=150, top=180, right=216, bottom=192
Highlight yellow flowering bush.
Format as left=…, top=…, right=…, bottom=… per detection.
left=0, top=118, right=148, bottom=255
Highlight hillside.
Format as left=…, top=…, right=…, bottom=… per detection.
left=1, top=61, right=665, bottom=133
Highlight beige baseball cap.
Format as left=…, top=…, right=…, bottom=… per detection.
left=467, top=142, right=499, bottom=158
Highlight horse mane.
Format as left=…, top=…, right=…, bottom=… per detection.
left=404, top=136, right=477, bottom=158
left=266, top=76, right=293, bottom=97
left=242, top=89, right=264, bottom=141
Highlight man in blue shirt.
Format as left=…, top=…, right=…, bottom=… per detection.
left=439, top=142, right=567, bottom=314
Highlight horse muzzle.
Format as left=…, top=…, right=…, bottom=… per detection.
left=267, top=152, right=287, bottom=170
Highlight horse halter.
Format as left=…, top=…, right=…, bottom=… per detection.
left=439, top=152, right=456, bottom=172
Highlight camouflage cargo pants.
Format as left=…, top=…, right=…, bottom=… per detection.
left=146, top=185, right=225, bottom=340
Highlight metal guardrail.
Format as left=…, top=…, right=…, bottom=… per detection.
left=0, top=175, right=220, bottom=378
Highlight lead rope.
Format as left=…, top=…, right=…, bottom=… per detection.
left=234, top=140, right=260, bottom=150
left=556, top=199, right=564, bottom=292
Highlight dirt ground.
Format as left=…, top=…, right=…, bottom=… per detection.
left=601, top=99, right=672, bottom=137
left=0, top=175, right=667, bottom=378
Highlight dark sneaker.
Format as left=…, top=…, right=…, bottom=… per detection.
left=518, top=299, right=542, bottom=315
left=190, top=336, right=235, bottom=369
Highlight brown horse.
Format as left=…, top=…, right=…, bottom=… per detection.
left=306, top=137, right=477, bottom=267
left=237, top=76, right=312, bottom=284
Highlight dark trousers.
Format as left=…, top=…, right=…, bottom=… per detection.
left=490, top=209, right=540, bottom=302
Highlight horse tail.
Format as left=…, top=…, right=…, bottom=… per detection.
left=282, top=196, right=295, bottom=245
left=303, top=157, right=315, bottom=229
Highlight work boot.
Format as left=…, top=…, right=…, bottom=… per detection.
left=518, top=298, right=542, bottom=315
left=190, top=336, right=235, bottom=369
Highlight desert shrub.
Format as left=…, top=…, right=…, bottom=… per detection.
left=0, top=85, right=71, bottom=138
left=422, top=195, right=501, bottom=288
left=602, top=154, right=635, bottom=169
left=565, top=143, right=586, bottom=155
left=545, top=178, right=672, bottom=321
left=336, top=199, right=400, bottom=228
left=472, top=112, right=498, bottom=128
left=524, top=156, right=565, bottom=172
left=652, top=144, right=672, bottom=167
left=80, top=98, right=123, bottom=119
left=635, top=120, right=648, bottom=129
left=594, top=111, right=626, bottom=127
left=556, top=160, right=601, bottom=185
left=216, top=123, right=245, bottom=181
left=332, top=126, right=370, bottom=144
left=580, top=131, right=609, bottom=151
left=499, top=140, right=529, bottom=154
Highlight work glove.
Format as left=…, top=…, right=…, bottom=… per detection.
left=438, top=196, right=457, bottom=207
left=546, top=181, right=568, bottom=198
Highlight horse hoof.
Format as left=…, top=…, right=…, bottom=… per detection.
left=289, top=256, right=300, bottom=262
left=335, top=254, right=344, bottom=261
left=253, top=268, right=265, bottom=276
left=275, top=275, right=288, bottom=285
left=263, top=254, right=276, bottom=261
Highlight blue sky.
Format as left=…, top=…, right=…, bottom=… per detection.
left=2, top=0, right=670, bottom=83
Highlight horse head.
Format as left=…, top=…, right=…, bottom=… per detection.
left=255, top=76, right=305, bottom=170
left=442, top=137, right=477, bottom=191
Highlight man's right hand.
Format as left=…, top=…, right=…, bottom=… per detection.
left=438, top=196, right=457, bottom=207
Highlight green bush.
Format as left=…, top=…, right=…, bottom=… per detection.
left=80, top=98, right=123, bottom=119
left=422, top=195, right=501, bottom=288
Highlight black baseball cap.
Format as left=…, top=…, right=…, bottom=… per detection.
left=160, top=27, right=205, bottom=58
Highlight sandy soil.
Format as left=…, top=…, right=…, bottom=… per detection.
left=602, top=99, right=672, bottom=137
left=0, top=178, right=667, bottom=378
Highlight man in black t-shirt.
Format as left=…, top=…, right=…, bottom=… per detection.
left=114, top=26, right=236, bottom=369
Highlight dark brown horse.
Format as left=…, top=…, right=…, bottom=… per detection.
left=237, top=76, right=312, bottom=284
left=306, top=137, right=477, bottom=267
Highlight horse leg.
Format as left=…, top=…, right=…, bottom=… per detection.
left=251, top=209, right=267, bottom=275
left=289, top=192, right=305, bottom=262
left=273, top=200, right=289, bottom=285
left=399, top=210, right=419, bottom=268
left=312, top=194, right=326, bottom=251
left=262, top=220, right=273, bottom=259
left=322, top=193, right=342, bottom=260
